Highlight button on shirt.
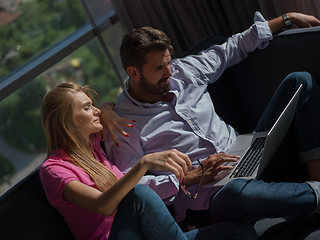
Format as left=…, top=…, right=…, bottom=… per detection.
left=104, top=12, right=273, bottom=222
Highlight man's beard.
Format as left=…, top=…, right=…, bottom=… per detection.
left=140, top=74, right=171, bottom=95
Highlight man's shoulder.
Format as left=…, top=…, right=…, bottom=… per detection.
left=115, top=89, right=128, bottom=104
left=114, top=90, right=135, bottom=111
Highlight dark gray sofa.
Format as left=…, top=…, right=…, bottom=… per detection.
left=1, top=27, right=320, bottom=239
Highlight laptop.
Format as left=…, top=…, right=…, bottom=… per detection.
left=205, top=84, right=303, bottom=187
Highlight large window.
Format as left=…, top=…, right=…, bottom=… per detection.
left=0, top=0, right=123, bottom=196
left=0, top=0, right=88, bottom=80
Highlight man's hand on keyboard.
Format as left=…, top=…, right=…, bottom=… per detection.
left=183, top=153, right=240, bottom=187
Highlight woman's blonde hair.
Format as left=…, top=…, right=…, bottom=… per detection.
left=41, top=82, right=118, bottom=191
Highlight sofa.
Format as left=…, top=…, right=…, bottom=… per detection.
left=1, top=26, right=320, bottom=239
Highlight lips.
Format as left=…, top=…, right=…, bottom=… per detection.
left=159, top=77, right=170, bottom=84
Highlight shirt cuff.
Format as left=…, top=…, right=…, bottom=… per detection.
left=138, top=173, right=180, bottom=201
left=299, top=146, right=320, bottom=163
left=253, top=11, right=273, bottom=49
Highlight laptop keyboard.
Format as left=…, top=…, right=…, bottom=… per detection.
left=230, top=137, right=266, bottom=178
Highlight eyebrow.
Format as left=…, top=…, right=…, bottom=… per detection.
left=83, top=100, right=92, bottom=107
left=154, top=58, right=171, bottom=70
left=155, top=64, right=165, bottom=70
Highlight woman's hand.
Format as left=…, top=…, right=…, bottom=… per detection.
left=99, top=102, right=135, bottom=146
left=63, top=149, right=191, bottom=216
left=140, top=149, right=193, bottom=180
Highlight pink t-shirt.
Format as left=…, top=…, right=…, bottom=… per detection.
left=39, top=135, right=124, bottom=240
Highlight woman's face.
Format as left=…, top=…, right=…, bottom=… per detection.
left=72, top=91, right=103, bottom=142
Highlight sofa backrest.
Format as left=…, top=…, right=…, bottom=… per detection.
left=0, top=169, right=74, bottom=240
left=211, top=27, right=320, bottom=134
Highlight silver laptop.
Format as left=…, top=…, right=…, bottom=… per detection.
left=205, top=84, right=303, bottom=187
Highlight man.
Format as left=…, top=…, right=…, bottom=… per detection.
left=101, top=12, right=320, bottom=227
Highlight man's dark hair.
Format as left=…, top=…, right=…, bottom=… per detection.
left=120, top=27, right=173, bottom=71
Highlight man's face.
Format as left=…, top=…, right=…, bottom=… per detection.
left=139, top=49, right=172, bottom=95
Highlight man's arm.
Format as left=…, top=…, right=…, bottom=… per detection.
left=268, top=12, right=320, bottom=34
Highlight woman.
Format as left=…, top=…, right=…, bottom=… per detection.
left=39, top=82, right=256, bottom=240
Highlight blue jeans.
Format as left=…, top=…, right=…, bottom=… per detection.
left=210, top=179, right=316, bottom=224
left=208, top=73, right=320, bottom=223
left=255, top=72, right=320, bottom=161
left=109, top=185, right=257, bottom=240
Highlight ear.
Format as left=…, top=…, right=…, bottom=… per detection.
left=127, top=66, right=140, bottom=80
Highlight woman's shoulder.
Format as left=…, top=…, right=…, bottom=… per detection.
left=40, top=149, right=76, bottom=177
left=42, top=149, right=69, bottom=166
left=39, top=150, right=87, bottom=192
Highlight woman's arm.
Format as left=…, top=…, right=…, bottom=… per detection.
left=62, top=149, right=192, bottom=216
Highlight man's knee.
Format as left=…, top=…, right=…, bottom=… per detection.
left=212, top=179, right=248, bottom=205
left=209, top=179, right=250, bottom=222
left=284, top=71, right=313, bottom=90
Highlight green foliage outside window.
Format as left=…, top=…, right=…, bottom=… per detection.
left=0, top=153, right=14, bottom=185
left=0, top=0, right=121, bottom=156
left=0, top=0, right=87, bottom=79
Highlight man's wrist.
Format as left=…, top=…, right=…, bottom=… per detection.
left=182, top=170, right=200, bottom=187
left=281, top=13, right=292, bottom=29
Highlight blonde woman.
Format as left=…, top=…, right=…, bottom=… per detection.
left=39, top=82, right=256, bottom=240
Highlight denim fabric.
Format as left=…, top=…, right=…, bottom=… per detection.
left=109, top=185, right=187, bottom=240
left=184, top=221, right=257, bottom=240
left=109, top=185, right=257, bottom=240
left=255, top=72, right=320, bottom=163
left=210, top=179, right=316, bottom=224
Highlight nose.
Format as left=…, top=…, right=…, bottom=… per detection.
left=93, top=106, right=101, bottom=116
left=164, top=64, right=172, bottom=77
